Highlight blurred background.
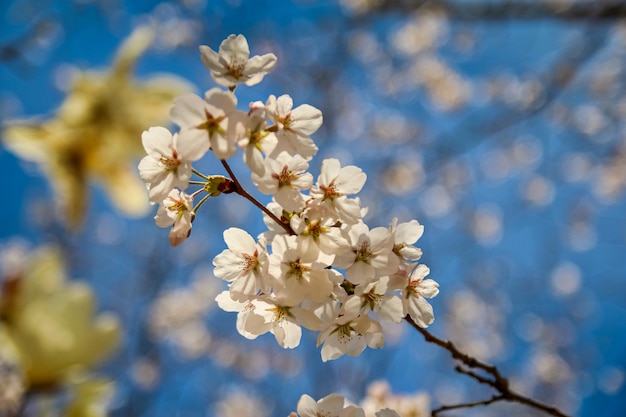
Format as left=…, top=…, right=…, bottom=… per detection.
left=1, top=0, right=626, bottom=416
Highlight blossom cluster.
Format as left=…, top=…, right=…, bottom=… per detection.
left=138, top=34, right=439, bottom=362
left=290, top=394, right=396, bottom=417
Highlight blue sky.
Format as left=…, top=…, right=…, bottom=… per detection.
left=1, top=1, right=626, bottom=416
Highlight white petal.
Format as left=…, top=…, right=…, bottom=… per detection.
left=175, top=130, right=210, bottom=162
left=395, top=219, right=424, bottom=244
left=336, top=166, right=366, bottom=195
left=142, top=126, right=173, bottom=157
left=198, top=45, right=223, bottom=73
left=275, top=94, right=294, bottom=116
left=170, top=94, right=207, bottom=128
left=212, top=250, right=243, bottom=281
left=224, top=227, right=257, bottom=254
left=407, top=296, right=435, bottom=328
left=297, top=395, right=320, bottom=417
left=204, top=88, right=237, bottom=116
left=219, top=34, right=250, bottom=62
left=290, top=104, right=323, bottom=136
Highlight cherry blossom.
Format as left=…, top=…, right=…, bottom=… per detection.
left=389, top=218, right=424, bottom=265
left=213, top=228, right=269, bottom=299
left=251, top=151, right=313, bottom=212
left=354, top=277, right=404, bottom=323
left=170, top=88, right=246, bottom=160
left=334, top=222, right=399, bottom=285
left=248, top=295, right=321, bottom=349
left=290, top=206, right=348, bottom=262
left=266, top=94, right=321, bottom=160
left=139, top=33, right=440, bottom=368
left=316, top=296, right=384, bottom=361
left=199, top=34, right=277, bottom=88
left=237, top=101, right=277, bottom=175
left=214, top=291, right=261, bottom=340
left=296, top=394, right=366, bottom=417
left=268, top=235, right=335, bottom=303
left=154, top=189, right=194, bottom=247
left=138, top=126, right=206, bottom=204
left=401, top=264, right=439, bottom=328
left=310, top=158, right=367, bottom=224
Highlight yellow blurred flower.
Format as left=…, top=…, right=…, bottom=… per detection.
left=0, top=246, right=120, bottom=389
left=2, top=26, right=193, bottom=228
left=64, top=378, right=115, bottom=417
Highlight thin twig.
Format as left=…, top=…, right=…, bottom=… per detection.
left=220, top=159, right=295, bottom=235
left=432, top=394, right=505, bottom=416
left=404, top=316, right=571, bottom=417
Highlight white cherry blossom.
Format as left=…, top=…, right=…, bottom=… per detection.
left=402, top=264, right=439, bottom=328
left=199, top=34, right=277, bottom=88
left=297, top=394, right=366, bottom=417
left=251, top=151, right=313, bottom=212
left=268, top=235, right=335, bottom=303
left=290, top=206, right=348, bottom=262
left=266, top=94, right=321, bottom=160
left=213, top=228, right=269, bottom=299
left=237, top=101, right=277, bottom=175
left=215, top=291, right=262, bottom=340
left=310, top=158, right=367, bottom=224
left=334, top=222, right=399, bottom=285
left=316, top=296, right=384, bottom=361
left=138, top=126, right=206, bottom=204
left=354, top=277, right=404, bottom=323
left=375, top=410, right=401, bottom=417
left=389, top=218, right=424, bottom=265
left=248, top=295, right=321, bottom=349
left=154, top=189, right=194, bottom=247
left=170, top=88, right=246, bottom=160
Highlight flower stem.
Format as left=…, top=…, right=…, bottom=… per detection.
left=192, top=168, right=210, bottom=181
left=220, top=159, right=295, bottom=235
left=192, top=192, right=212, bottom=214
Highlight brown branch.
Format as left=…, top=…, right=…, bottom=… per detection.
left=220, top=159, right=296, bottom=236
left=432, top=394, right=506, bottom=416
left=404, top=316, right=571, bottom=417
left=358, top=1, right=626, bottom=21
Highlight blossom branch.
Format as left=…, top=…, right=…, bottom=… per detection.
left=431, top=394, right=505, bottom=416
left=404, top=316, right=571, bottom=417
left=220, top=159, right=295, bottom=235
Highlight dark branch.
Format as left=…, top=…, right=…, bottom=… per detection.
left=404, top=316, right=571, bottom=417
left=220, top=159, right=295, bottom=236
left=358, top=1, right=626, bottom=21
left=432, top=394, right=505, bottom=416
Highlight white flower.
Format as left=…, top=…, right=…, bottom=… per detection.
left=310, top=158, right=367, bottom=224
left=266, top=94, right=321, bottom=160
left=334, top=222, right=399, bottom=285
left=354, top=277, right=404, bottom=323
left=215, top=291, right=262, bottom=340
left=251, top=151, right=313, bottom=212
left=170, top=88, right=246, bottom=160
left=290, top=207, right=349, bottom=262
left=402, top=264, right=439, bottom=328
left=268, top=235, right=335, bottom=303
left=389, top=218, right=424, bottom=264
left=297, top=394, right=366, bottom=417
left=375, top=409, right=401, bottom=417
left=199, top=34, right=277, bottom=88
left=138, top=126, right=206, bottom=204
left=249, top=295, right=321, bottom=349
left=213, top=228, right=269, bottom=299
left=237, top=102, right=277, bottom=175
left=154, top=189, right=194, bottom=247
left=316, top=296, right=384, bottom=361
